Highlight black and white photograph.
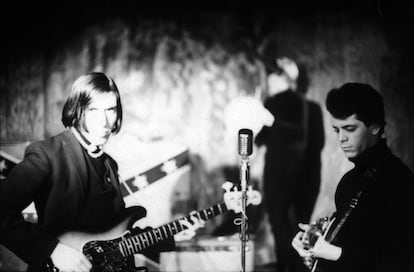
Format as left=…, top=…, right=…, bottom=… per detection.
left=1, top=1, right=414, bottom=271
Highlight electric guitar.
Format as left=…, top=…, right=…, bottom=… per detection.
left=302, top=217, right=336, bottom=272
left=42, top=181, right=262, bottom=272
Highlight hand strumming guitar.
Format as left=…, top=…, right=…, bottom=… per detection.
left=51, top=242, right=92, bottom=272
left=292, top=223, right=342, bottom=262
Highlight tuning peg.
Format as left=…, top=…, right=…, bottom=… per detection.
left=222, top=181, right=233, bottom=193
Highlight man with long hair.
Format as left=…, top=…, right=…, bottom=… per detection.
left=0, top=72, right=203, bottom=272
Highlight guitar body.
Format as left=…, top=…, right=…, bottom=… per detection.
left=41, top=182, right=262, bottom=272
left=43, top=214, right=139, bottom=272
left=59, top=217, right=130, bottom=253
left=65, top=222, right=130, bottom=272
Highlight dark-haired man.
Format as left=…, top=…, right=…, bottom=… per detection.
left=292, top=82, right=414, bottom=271
left=0, top=72, right=203, bottom=272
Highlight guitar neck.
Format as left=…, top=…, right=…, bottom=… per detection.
left=325, top=217, right=339, bottom=243
left=118, top=202, right=228, bottom=257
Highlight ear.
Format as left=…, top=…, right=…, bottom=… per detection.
left=369, top=124, right=381, bottom=136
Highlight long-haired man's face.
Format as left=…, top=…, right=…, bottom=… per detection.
left=330, top=114, right=380, bottom=159
left=80, top=91, right=117, bottom=146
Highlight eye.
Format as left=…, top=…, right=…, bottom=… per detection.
left=344, top=126, right=356, bottom=132
left=333, top=127, right=339, bottom=134
left=106, top=107, right=117, bottom=113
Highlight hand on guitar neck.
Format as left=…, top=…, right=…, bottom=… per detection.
left=165, top=180, right=262, bottom=243
left=173, top=213, right=206, bottom=242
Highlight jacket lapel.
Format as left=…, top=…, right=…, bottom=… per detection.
left=60, top=130, right=88, bottom=203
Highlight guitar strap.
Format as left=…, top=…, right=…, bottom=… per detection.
left=327, top=168, right=375, bottom=243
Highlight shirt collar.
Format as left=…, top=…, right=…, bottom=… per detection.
left=71, top=127, right=104, bottom=158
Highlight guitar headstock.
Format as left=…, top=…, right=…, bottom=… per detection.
left=222, top=181, right=262, bottom=213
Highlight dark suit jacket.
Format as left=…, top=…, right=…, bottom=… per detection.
left=0, top=130, right=140, bottom=269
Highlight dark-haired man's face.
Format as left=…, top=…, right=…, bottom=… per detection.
left=330, top=114, right=380, bottom=159
left=80, top=92, right=117, bottom=146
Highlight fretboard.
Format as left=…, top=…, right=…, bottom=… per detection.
left=118, top=202, right=228, bottom=257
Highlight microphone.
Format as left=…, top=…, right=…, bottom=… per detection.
left=238, top=128, right=253, bottom=272
left=238, top=128, right=253, bottom=158
left=238, top=128, right=252, bottom=190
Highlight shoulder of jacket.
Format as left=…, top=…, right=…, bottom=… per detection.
left=25, top=130, right=70, bottom=155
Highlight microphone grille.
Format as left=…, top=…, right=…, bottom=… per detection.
left=238, top=128, right=253, bottom=156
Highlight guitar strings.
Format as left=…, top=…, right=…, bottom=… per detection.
left=89, top=204, right=228, bottom=258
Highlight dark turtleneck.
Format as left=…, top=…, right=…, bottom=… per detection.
left=319, top=138, right=414, bottom=272
left=335, top=139, right=389, bottom=218
left=349, top=138, right=389, bottom=170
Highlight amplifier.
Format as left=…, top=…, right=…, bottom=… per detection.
left=160, top=235, right=254, bottom=272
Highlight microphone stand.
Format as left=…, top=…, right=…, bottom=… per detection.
left=239, top=154, right=249, bottom=272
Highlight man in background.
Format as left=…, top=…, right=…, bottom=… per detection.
left=256, top=57, right=324, bottom=272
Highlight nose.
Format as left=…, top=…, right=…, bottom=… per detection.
left=94, top=110, right=110, bottom=127
left=339, top=130, right=348, bottom=143
left=104, top=111, right=111, bottom=123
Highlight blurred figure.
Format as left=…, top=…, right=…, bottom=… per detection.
left=255, top=57, right=325, bottom=272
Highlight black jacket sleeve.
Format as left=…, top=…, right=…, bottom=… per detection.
left=0, top=144, right=58, bottom=268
